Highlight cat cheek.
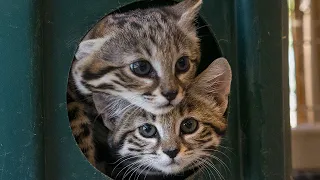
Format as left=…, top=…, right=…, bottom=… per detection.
left=143, top=96, right=154, bottom=101
left=170, top=88, right=185, bottom=105
left=176, top=75, right=194, bottom=90
left=213, top=136, right=222, bottom=147
left=141, top=78, right=154, bottom=86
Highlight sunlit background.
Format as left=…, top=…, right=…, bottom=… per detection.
left=288, top=0, right=320, bottom=179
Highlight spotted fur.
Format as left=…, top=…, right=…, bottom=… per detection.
left=93, top=58, right=232, bottom=179
left=67, top=0, right=203, bottom=169
left=67, top=102, right=96, bottom=165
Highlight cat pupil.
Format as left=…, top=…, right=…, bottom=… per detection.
left=176, top=56, right=190, bottom=72
left=130, top=60, right=152, bottom=76
left=139, top=123, right=157, bottom=138
left=181, top=118, right=198, bottom=134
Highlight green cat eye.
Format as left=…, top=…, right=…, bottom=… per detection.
left=130, top=60, right=152, bottom=77
left=138, top=123, right=157, bottom=138
left=175, top=56, right=190, bottom=73
left=180, top=118, right=198, bottom=134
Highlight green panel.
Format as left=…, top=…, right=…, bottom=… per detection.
left=236, top=0, right=291, bottom=179
left=43, top=0, right=116, bottom=179
left=0, top=0, right=44, bottom=180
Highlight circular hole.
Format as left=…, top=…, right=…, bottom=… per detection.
left=67, top=0, right=224, bottom=179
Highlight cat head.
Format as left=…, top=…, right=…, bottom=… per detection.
left=93, top=58, right=232, bottom=176
left=72, top=0, right=203, bottom=114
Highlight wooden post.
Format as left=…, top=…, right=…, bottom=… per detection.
left=310, top=0, right=320, bottom=123
left=292, top=0, right=307, bottom=124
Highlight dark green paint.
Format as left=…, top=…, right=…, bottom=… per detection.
left=236, top=0, right=291, bottom=179
left=0, top=0, right=290, bottom=179
left=0, top=0, right=44, bottom=179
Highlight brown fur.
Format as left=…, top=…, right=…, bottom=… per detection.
left=67, top=102, right=95, bottom=166
left=93, top=58, right=232, bottom=179
left=71, top=0, right=203, bottom=114
left=67, top=0, right=203, bottom=169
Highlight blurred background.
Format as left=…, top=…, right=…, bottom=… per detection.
left=288, top=0, right=320, bottom=179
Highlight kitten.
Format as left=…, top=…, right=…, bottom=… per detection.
left=69, top=0, right=202, bottom=115
left=93, top=58, right=232, bottom=179
left=67, top=0, right=203, bottom=166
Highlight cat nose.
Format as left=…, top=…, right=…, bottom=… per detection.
left=163, top=148, right=180, bottom=159
left=161, top=90, right=178, bottom=101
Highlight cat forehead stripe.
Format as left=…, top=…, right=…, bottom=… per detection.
left=82, top=66, right=118, bottom=80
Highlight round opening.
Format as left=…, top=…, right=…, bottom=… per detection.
left=67, top=0, right=224, bottom=179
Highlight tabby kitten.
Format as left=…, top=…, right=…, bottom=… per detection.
left=93, top=58, right=232, bottom=179
left=69, top=0, right=202, bottom=115
left=67, top=0, right=203, bottom=166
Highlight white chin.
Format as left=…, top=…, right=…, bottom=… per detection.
left=143, top=105, right=173, bottom=115
left=157, top=164, right=184, bottom=174
left=125, top=97, right=174, bottom=114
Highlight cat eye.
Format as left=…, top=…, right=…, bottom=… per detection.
left=130, top=60, right=152, bottom=77
left=138, top=123, right=157, bottom=138
left=180, top=118, right=198, bottom=134
left=175, top=56, right=190, bottom=73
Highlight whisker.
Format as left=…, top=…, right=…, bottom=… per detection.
left=193, top=158, right=211, bottom=179
left=135, top=160, right=152, bottom=180
left=125, top=161, right=144, bottom=180
left=217, top=145, right=235, bottom=156
left=121, top=162, right=141, bottom=180
left=211, top=156, right=230, bottom=175
left=112, top=155, right=142, bottom=176
left=115, top=159, right=143, bottom=180
left=125, top=158, right=152, bottom=180
left=200, top=158, right=217, bottom=180
left=201, top=158, right=225, bottom=180
left=202, top=148, right=232, bottom=163
left=198, top=152, right=231, bottom=175
left=143, top=165, right=154, bottom=180
left=109, top=154, right=133, bottom=165
left=192, top=155, right=215, bottom=180
left=196, top=24, right=211, bottom=30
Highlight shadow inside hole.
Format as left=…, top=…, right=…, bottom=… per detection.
left=68, top=0, right=223, bottom=179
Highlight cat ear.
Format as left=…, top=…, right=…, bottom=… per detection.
left=75, top=38, right=105, bottom=60
left=189, top=57, right=232, bottom=113
left=171, top=0, right=202, bottom=29
left=92, top=93, right=130, bottom=130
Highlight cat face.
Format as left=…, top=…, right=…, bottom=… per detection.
left=72, top=0, right=202, bottom=114
left=94, top=58, right=232, bottom=176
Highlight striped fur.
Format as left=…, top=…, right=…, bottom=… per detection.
left=71, top=0, right=202, bottom=115
left=93, top=58, right=232, bottom=179
left=67, top=0, right=203, bottom=169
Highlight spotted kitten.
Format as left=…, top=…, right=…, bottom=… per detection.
left=67, top=0, right=202, bottom=167
left=93, top=58, right=232, bottom=179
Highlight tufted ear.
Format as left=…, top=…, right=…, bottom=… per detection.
left=75, top=38, right=105, bottom=60
left=170, top=0, right=202, bottom=29
left=92, top=93, right=131, bottom=130
left=188, top=57, right=232, bottom=113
